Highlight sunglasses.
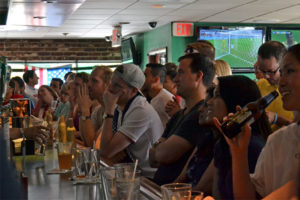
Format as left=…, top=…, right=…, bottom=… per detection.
left=184, top=47, right=199, bottom=54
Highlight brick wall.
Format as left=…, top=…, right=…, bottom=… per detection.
left=0, top=39, right=121, bottom=61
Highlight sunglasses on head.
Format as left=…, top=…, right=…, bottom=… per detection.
left=184, top=47, right=199, bottom=54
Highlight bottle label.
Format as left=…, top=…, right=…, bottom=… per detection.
left=232, top=109, right=252, bottom=124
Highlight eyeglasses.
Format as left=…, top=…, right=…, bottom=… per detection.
left=258, top=66, right=280, bottom=76
left=184, top=47, right=199, bottom=54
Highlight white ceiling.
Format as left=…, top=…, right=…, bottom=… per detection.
left=0, top=0, right=300, bottom=39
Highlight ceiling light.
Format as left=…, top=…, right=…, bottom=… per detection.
left=253, top=19, right=280, bottom=23
left=152, top=5, right=164, bottom=8
left=0, top=25, right=32, bottom=31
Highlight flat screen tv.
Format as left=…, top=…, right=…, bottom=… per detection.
left=271, top=29, right=300, bottom=47
left=198, top=27, right=265, bottom=68
left=121, top=38, right=138, bottom=65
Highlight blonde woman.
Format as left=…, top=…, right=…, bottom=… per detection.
left=215, top=59, right=232, bottom=76
left=212, top=59, right=232, bottom=85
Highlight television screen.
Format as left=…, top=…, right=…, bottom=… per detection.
left=121, top=38, right=136, bottom=64
left=271, top=29, right=300, bottom=47
left=199, top=28, right=264, bottom=68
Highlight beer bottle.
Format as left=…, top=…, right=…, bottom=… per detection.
left=45, top=110, right=54, bottom=145
left=66, top=118, right=76, bottom=143
left=58, top=116, right=67, bottom=143
left=221, top=90, right=279, bottom=138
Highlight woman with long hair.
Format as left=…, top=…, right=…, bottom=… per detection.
left=211, top=75, right=271, bottom=199
left=214, top=43, right=300, bottom=199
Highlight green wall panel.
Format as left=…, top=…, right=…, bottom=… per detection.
left=134, top=23, right=172, bottom=70
left=171, top=36, right=196, bottom=64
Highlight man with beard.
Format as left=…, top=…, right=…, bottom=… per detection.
left=77, top=66, right=113, bottom=147
left=142, top=63, right=173, bottom=128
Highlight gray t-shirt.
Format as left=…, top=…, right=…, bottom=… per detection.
left=117, top=95, right=164, bottom=178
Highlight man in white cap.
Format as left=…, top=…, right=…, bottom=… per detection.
left=100, top=64, right=164, bottom=178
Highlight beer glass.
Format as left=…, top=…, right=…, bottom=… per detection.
left=161, top=183, right=192, bottom=200
left=57, top=142, right=73, bottom=170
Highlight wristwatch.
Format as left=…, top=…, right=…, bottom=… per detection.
left=80, top=115, right=91, bottom=121
left=103, top=113, right=114, bottom=120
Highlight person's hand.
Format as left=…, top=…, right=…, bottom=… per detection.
left=24, top=126, right=50, bottom=145
left=165, top=96, right=181, bottom=117
left=212, top=105, right=252, bottom=156
left=77, top=83, right=93, bottom=116
left=266, top=111, right=275, bottom=124
left=103, top=88, right=121, bottom=114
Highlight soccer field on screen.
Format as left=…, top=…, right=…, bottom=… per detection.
left=208, top=37, right=262, bottom=68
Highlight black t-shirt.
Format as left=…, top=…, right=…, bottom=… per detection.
left=153, top=100, right=214, bottom=185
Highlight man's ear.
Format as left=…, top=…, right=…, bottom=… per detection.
left=195, top=71, right=203, bottom=82
left=154, top=76, right=161, bottom=84
left=131, top=87, right=138, bottom=95
left=172, top=83, right=177, bottom=90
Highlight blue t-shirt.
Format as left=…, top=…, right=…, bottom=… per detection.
left=186, top=128, right=215, bottom=186
left=214, top=134, right=265, bottom=199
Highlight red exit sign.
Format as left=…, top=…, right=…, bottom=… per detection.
left=172, top=22, right=194, bottom=37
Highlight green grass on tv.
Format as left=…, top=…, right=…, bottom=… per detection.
left=209, top=38, right=262, bottom=68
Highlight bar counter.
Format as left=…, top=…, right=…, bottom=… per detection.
left=14, top=147, right=161, bottom=200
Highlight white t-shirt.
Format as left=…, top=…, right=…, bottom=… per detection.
left=250, top=122, right=300, bottom=197
left=117, top=95, right=164, bottom=178
left=150, top=88, right=173, bottom=128
left=25, top=84, right=38, bottom=106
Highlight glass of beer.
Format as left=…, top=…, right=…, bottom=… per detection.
left=57, top=142, right=73, bottom=170
left=161, top=183, right=192, bottom=200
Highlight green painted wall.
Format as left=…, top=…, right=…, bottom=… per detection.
left=133, top=23, right=172, bottom=70
left=171, top=35, right=196, bottom=64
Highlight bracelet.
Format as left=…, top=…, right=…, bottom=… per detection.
left=272, top=113, right=278, bottom=124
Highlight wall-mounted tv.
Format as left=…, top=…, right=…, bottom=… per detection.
left=121, top=37, right=139, bottom=65
left=198, top=27, right=265, bottom=68
left=271, top=28, right=300, bottom=47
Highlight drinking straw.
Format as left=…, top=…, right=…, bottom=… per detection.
left=127, top=159, right=139, bottom=200
left=132, top=159, right=138, bottom=179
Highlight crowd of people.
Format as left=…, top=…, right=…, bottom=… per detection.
left=1, top=39, right=300, bottom=200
